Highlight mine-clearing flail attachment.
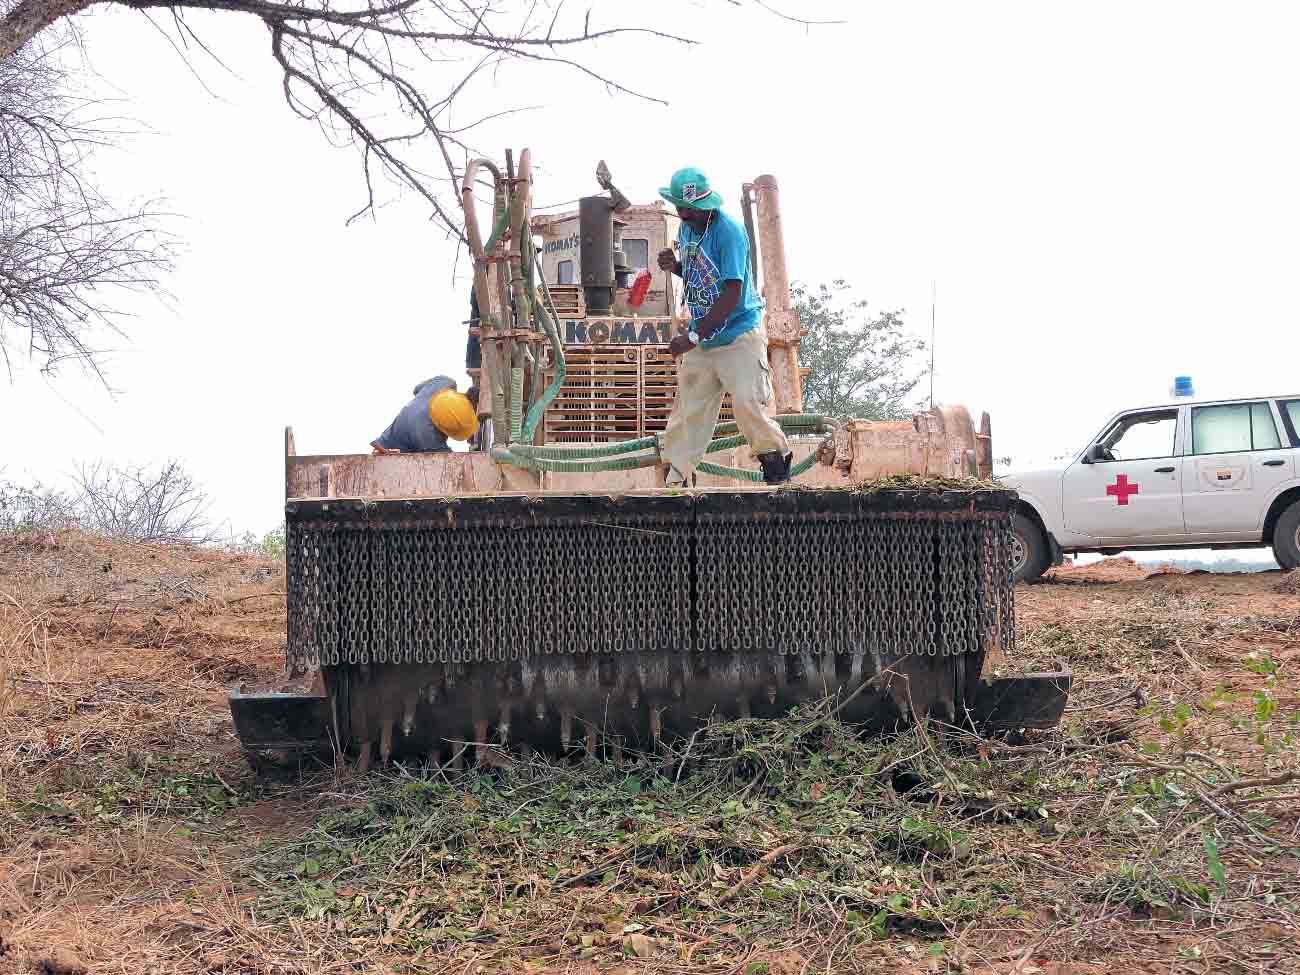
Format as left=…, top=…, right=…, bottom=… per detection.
left=231, top=487, right=1070, bottom=771
left=229, top=158, right=1071, bottom=773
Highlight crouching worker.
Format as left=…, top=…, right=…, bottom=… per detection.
left=656, top=166, right=791, bottom=485
left=371, top=377, right=479, bottom=455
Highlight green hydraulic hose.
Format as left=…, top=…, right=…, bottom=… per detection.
left=495, top=442, right=820, bottom=480
left=484, top=205, right=509, bottom=254
left=491, top=446, right=660, bottom=473
left=503, top=420, right=810, bottom=463
left=705, top=434, right=748, bottom=452
left=490, top=358, right=509, bottom=439
left=498, top=415, right=833, bottom=465
left=519, top=249, right=567, bottom=443
left=505, top=437, right=659, bottom=460
left=693, top=414, right=838, bottom=477
left=509, top=367, right=524, bottom=442
left=712, top=414, right=830, bottom=437
left=521, top=235, right=543, bottom=425
left=698, top=452, right=821, bottom=482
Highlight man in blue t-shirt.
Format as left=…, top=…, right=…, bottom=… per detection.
left=656, top=166, right=791, bottom=485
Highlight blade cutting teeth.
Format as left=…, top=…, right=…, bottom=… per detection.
left=380, top=720, right=394, bottom=766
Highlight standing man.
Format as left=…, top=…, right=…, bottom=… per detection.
left=657, top=166, right=792, bottom=485
left=371, top=377, right=479, bottom=454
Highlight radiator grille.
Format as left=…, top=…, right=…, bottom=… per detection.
left=547, top=344, right=736, bottom=443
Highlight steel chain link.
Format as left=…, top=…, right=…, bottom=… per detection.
left=285, top=502, right=1016, bottom=666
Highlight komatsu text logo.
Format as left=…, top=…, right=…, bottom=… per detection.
left=543, top=234, right=579, bottom=255
left=564, top=319, right=674, bottom=345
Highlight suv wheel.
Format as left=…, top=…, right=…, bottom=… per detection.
left=1011, top=512, right=1050, bottom=584
left=1273, top=499, right=1300, bottom=571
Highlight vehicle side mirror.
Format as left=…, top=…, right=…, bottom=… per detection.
left=1083, top=444, right=1106, bottom=464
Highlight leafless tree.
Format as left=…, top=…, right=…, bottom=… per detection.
left=0, top=473, right=75, bottom=532
left=2, top=0, right=836, bottom=236
left=2, top=0, right=828, bottom=375
left=1, top=24, right=174, bottom=375
left=70, top=459, right=215, bottom=542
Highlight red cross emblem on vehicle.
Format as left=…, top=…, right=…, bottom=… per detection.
left=1106, top=474, right=1140, bottom=506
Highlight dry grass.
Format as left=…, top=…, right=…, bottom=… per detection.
left=0, top=530, right=289, bottom=975
left=1, top=542, right=1298, bottom=975
left=1277, top=570, right=1300, bottom=596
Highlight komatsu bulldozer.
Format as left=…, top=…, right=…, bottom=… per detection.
left=229, top=151, right=1070, bottom=771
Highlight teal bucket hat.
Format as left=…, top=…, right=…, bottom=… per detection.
left=658, top=166, right=723, bottom=210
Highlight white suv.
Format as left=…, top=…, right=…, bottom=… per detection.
left=1004, top=395, right=1300, bottom=582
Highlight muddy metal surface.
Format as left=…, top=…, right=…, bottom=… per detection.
left=333, top=648, right=978, bottom=766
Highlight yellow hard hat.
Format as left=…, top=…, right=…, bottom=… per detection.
left=428, top=388, right=480, bottom=441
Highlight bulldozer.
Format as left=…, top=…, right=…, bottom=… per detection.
left=229, top=151, right=1070, bottom=771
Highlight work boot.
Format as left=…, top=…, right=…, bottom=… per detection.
left=758, top=450, right=793, bottom=485
left=664, top=464, right=691, bottom=488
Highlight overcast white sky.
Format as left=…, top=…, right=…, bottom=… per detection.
left=2, top=0, right=1298, bottom=544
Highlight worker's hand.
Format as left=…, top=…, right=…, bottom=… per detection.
left=668, top=333, right=695, bottom=358
left=372, top=445, right=402, bottom=456
left=657, top=248, right=679, bottom=273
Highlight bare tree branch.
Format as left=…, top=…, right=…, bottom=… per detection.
left=750, top=0, right=845, bottom=27
left=1, top=0, right=824, bottom=374
left=1, top=0, right=95, bottom=61
left=3, top=0, right=698, bottom=240
left=0, top=25, right=175, bottom=374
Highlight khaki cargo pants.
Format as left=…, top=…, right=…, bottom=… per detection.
left=660, top=327, right=789, bottom=485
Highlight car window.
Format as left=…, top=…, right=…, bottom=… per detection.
left=622, top=238, right=649, bottom=272
left=1192, top=402, right=1281, bottom=454
left=1281, top=400, right=1300, bottom=445
left=1253, top=402, right=1282, bottom=449
left=1099, top=410, right=1178, bottom=461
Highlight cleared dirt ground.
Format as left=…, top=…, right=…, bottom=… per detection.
left=2, top=533, right=1297, bottom=974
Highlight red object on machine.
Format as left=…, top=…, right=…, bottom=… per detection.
left=627, top=268, right=652, bottom=308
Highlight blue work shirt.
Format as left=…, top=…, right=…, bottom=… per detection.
left=678, top=209, right=764, bottom=348
left=372, top=377, right=456, bottom=452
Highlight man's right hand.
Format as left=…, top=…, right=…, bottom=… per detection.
left=657, top=248, right=679, bottom=274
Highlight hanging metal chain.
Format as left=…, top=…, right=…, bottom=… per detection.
left=285, top=492, right=1016, bottom=668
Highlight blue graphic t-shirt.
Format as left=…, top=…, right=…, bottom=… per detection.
left=678, top=209, right=764, bottom=348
